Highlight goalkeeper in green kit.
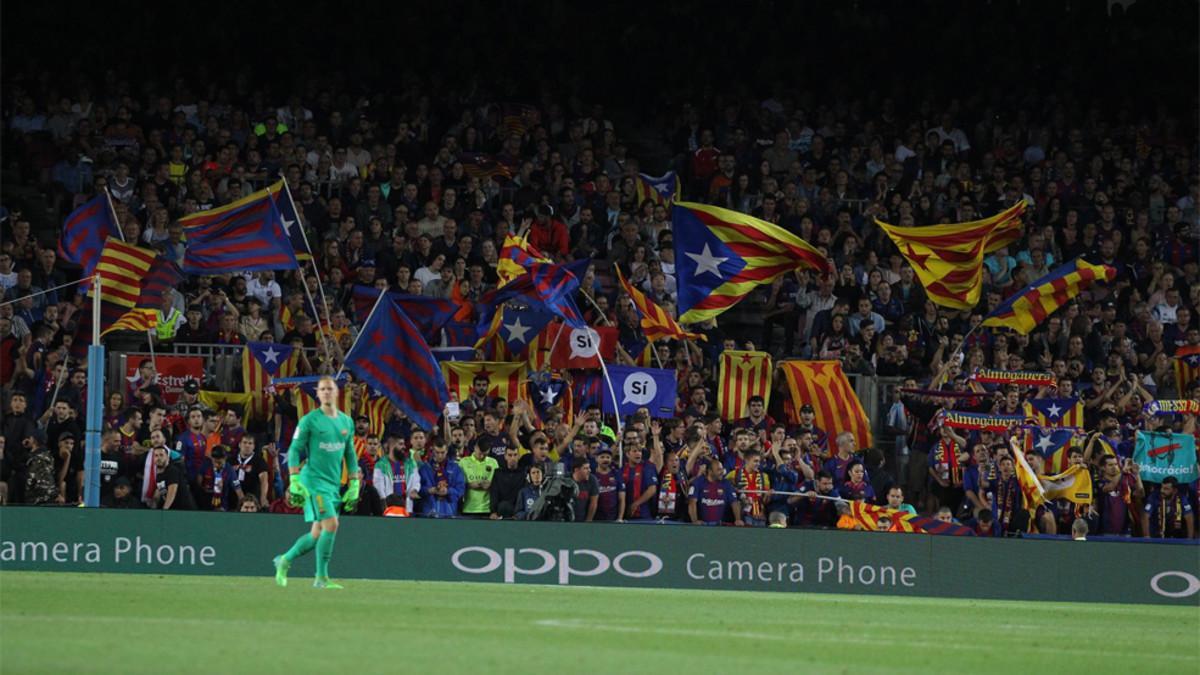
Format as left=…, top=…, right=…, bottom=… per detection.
left=273, top=376, right=361, bottom=589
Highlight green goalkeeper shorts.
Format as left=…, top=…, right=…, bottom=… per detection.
left=304, top=489, right=342, bottom=523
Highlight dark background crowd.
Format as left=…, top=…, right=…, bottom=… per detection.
left=0, top=1, right=1197, bottom=538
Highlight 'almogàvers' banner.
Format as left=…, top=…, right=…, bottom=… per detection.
left=0, top=509, right=1197, bottom=605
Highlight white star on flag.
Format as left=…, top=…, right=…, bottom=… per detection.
left=504, top=317, right=532, bottom=344
left=1035, top=434, right=1055, bottom=454
left=686, top=243, right=728, bottom=278
left=262, top=346, right=280, bottom=364
left=540, top=386, right=559, bottom=406
left=1045, top=403, right=1062, bottom=419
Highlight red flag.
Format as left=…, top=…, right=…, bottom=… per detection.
left=548, top=324, right=618, bottom=369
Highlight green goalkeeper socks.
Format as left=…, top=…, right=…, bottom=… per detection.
left=315, top=530, right=337, bottom=579
left=283, top=532, right=317, bottom=563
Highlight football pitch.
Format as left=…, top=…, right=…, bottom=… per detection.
left=1, top=572, right=1196, bottom=674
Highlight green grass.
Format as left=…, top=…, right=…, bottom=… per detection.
left=1, top=572, right=1196, bottom=674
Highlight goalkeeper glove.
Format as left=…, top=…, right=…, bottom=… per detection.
left=287, top=478, right=309, bottom=507
left=342, top=479, right=361, bottom=513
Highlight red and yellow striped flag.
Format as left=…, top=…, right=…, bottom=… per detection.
left=360, top=395, right=392, bottom=438
left=780, top=360, right=873, bottom=450
left=849, top=502, right=921, bottom=533
left=876, top=202, right=1025, bottom=309
left=100, top=308, right=157, bottom=336
left=88, top=239, right=156, bottom=307
left=441, top=361, right=529, bottom=407
left=717, top=350, right=772, bottom=421
left=616, top=265, right=703, bottom=343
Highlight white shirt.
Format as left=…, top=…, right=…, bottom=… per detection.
left=247, top=277, right=282, bottom=308
left=1152, top=302, right=1179, bottom=325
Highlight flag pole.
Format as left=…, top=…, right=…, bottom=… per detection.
left=278, top=177, right=335, bottom=367
left=146, top=326, right=157, bottom=371
left=103, top=187, right=126, bottom=242
left=650, top=342, right=666, bottom=369
left=934, top=323, right=979, bottom=387
left=84, top=274, right=105, bottom=507
left=336, top=288, right=388, bottom=378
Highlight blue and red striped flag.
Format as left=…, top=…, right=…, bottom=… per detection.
left=59, top=194, right=118, bottom=274
left=343, top=296, right=450, bottom=431
left=444, top=322, right=480, bottom=348
left=571, top=371, right=603, bottom=413
left=180, top=181, right=299, bottom=274
left=351, top=285, right=456, bottom=344
left=983, top=259, right=1116, bottom=334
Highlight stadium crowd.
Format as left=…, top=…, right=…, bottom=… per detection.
left=0, top=3, right=1197, bottom=540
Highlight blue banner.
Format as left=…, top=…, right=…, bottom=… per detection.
left=1134, top=431, right=1198, bottom=484
left=601, top=365, right=676, bottom=418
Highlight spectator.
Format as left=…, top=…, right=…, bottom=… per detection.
left=150, top=446, right=195, bottom=510
left=688, top=457, right=739, bottom=526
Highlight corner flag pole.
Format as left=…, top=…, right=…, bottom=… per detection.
left=83, top=274, right=105, bottom=507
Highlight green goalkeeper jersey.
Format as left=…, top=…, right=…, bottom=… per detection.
left=289, top=408, right=357, bottom=493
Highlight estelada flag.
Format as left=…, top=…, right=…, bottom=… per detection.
left=242, top=342, right=296, bottom=421
left=548, top=323, right=618, bottom=370
left=1174, top=344, right=1200, bottom=396
left=717, top=350, right=772, bottom=421
left=440, top=361, right=529, bottom=408
left=1024, top=397, right=1083, bottom=428
left=780, top=360, right=872, bottom=450
left=848, top=502, right=975, bottom=536
left=876, top=201, right=1025, bottom=309
left=983, top=258, right=1116, bottom=334
left=635, top=171, right=680, bottom=207
left=673, top=202, right=830, bottom=323
left=88, top=238, right=156, bottom=307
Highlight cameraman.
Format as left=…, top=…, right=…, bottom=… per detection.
left=514, top=466, right=544, bottom=520
left=569, top=460, right=598, bottom=522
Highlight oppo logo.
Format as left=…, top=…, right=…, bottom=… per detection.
left=450, top=546, right=663, bottom=585
left=1149, top=571, right=1200, bottom=598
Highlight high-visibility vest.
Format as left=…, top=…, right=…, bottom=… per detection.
left=156, top=307, right=182, bottom=340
